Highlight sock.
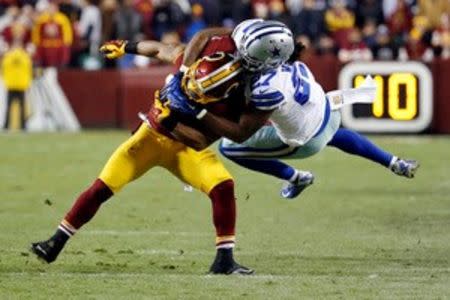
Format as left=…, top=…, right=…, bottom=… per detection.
left=57, top=178, right=113, bottom=241
left=388, top=156, right=398, bottom=169
left=209, top=180, right=236, bottom=249
left=224, top=156, right=296, bottom=181
left=328, top=128, right=394, bottom=167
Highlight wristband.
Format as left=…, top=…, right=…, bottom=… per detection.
left=196, top=109, right=207, bottom=120
left=124, top=41, right=139, bottom=54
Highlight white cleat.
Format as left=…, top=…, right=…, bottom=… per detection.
left=280, top=170, right=314, bottom=200
left=391, top=158, right=420, bottom=178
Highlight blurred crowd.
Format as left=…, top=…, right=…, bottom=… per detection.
left=0, top=0, right=449, bottom=69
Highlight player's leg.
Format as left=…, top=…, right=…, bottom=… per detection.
left=31, top=124, right=162, bottom=263
left=166, top=144, right=253, bottom=274
left=219, top=125, right=314, bottom=199
left=327, top=128, right=419, bottom=178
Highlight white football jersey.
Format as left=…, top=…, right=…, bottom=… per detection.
left=248, top=61, right=328, bottom=146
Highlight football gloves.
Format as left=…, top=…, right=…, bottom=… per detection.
left=161, top=72, right=207, bottom=119
left=99, top=40, right=127, bottom=59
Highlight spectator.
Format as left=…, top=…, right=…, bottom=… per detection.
left=0, top=6, right=20, bottom=33
left=115, top=0, right=143, bottom=41
left=431, top=13, right=450, bottom=59
left=372, top=24, right=399, bottom=60
left=1, top=22, right=33, bottom=130
left=385, top=0, right=413, bottom=47
left=59, top=0, right=80, bottom=23
left=361, top=19, right=378, bottom=49
left=78, top=0, right=102, bottom=55
left=134, top=0, right=153, bottom=38
left=325, top=0, right=356, bottom=47
left=184, top=3, right=206, bottom=42
left=338, top=28, right=373, bottom=62
left=316, top=34, right=337, bottom=56
left=383, top=0, right=414, bottom=20
left=417, top=0, right=450, bottom=28
left=325, top=0, right=355, bottom=32
left=356, top=0, right=384, bottom=27
left=100, top=0, right=117, bottom=42
left=224, top=0, right=251, bottom=24
left=151, top=0, right=186, bottom=40
left=191, top=0, right=221, bottom=26
left=267, top=0, right=289, bottom=24
left=405, top=15, right=434, bottom=61
left=32, top=2, right=73, bottom=67
left=290, top=0, right=325, bottom=43
left=252, top=0, right=269, bottom=19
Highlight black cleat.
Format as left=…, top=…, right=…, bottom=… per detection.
left=30, top=239, right=63, bottom=263
left=209, top=248, right=254, bottom=275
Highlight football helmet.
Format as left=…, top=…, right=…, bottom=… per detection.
left=232, top=19, right=294, bottom=72
left=181, top=52, right=242, bottom=104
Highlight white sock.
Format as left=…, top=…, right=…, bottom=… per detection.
left=389, top=156, right=398, bottom=169
left=288, top=169, right=299, bottom=183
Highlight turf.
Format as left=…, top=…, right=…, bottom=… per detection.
left=0, top=131, right=449, bottom=299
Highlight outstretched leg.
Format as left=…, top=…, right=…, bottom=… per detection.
left=218, top=125, right=316, bottom=200
left=31, top=124, right=161, bottom=263
left=328, top=128, right=394, bottom=167
left=327, top=128, right=419, bottom=178
left=31, top=179, right=113, bottom=262
left=221, top=154, right=314, bottom=200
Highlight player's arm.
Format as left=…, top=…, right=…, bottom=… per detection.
left=200, top=106, right=272, bottom=143
left=182, top=27, right=232, bottom=67
left=171, top=122, right=214, bottom=151
left=100, top=40, right=185, bottom=63
left=167, top=80, right=280, bottom=143
left=154, top=88, right=213, bottom=151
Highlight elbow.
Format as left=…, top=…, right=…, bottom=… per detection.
left=190, top=139, right=210, bottom=151
left=191, top=143, right=208, bottom=151
left=191, top=30, right=209, bottom=43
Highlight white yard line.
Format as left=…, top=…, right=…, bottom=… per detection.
left=1, top=272, right=297, bottom=280
left=84, top=230, right=211, bottom=237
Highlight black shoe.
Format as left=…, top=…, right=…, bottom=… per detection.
left=209, top=248, right=254, bottom=275
left=30, top=239, right=63, bottom=263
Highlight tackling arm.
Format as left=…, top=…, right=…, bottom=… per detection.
left=171, top=123, right=214, bottom=151
left=200, top=106, right=273, bottom=143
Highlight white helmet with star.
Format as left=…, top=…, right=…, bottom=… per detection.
left=232, top=19, right=295, bottom=72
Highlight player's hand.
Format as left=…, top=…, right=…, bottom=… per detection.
left=99, top=40, right=127, bottom=59
left=161, top=72, right=204, bottom=117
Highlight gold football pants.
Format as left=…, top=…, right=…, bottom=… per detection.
left=99, top=123, right=233, bottom=195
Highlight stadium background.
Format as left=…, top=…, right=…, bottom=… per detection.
left=0, top=0, right=449, bottom=132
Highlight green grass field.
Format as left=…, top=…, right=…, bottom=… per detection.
left=0, top=131, right=449, bottom=299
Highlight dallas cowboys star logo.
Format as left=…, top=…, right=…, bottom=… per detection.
left=271, top=47, right=281, bottom=57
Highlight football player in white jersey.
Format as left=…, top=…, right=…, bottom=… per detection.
left=164, top=20, right=419, bottom=199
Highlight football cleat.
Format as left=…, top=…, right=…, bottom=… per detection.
left=30, top=239, right=63, bottom=263
left=280, top=170, right=314, bottom=199
left=391, top=158, right=420, bottom=178
left=209, top=248, right=254, bottom=275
